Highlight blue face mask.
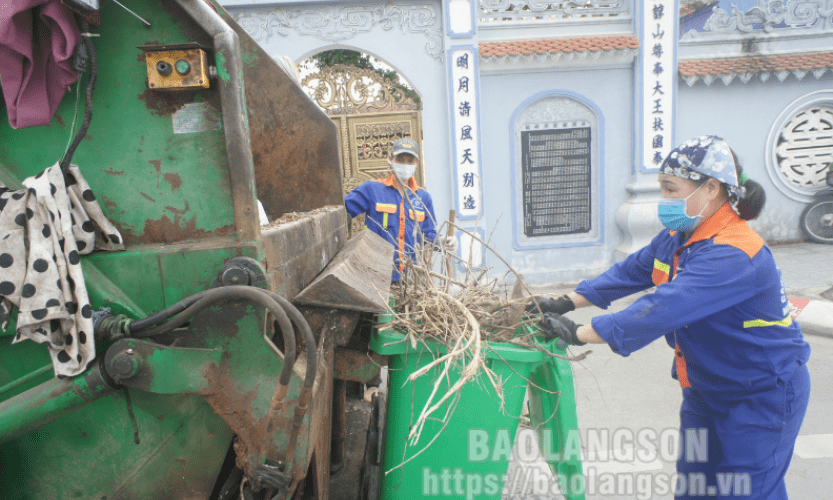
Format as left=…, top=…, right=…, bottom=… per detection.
left=658, top=184, right=706, bottom=232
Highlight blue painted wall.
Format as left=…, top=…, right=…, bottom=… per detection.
left=479, top=66, right=636, bottom=283
left=677, top=75, right=833, bottom=241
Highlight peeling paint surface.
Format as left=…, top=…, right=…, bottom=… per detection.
left=140, top=214, right=234, bottom=244
left=172, top=102, right=223, bottom=134
left=163, top=173, right=182, bottom=192
left=215, top=52, right=231, bottom=81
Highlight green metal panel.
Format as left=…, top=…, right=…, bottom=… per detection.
left=0, top=0, right=236, bottom=246
left=80, top=245, right=261, bottom=321
left=0, top=0, right=349, bottom=496
left=0, top=310, right=53, bottom=398
left=158, top=246, right=259, bottom=305
left=0, top=303, right=263, bottom=499
left=0, top=363, right=117, bottom=443
left=0, top=1, right=255, bottom=498
left=0, top=390, right=233, bottom=499
left=0, top=338, right=52, bottom=397
left=82, top=250, right=166, bottom=318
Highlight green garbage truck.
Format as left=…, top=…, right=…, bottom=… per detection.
left=0, top=2, right=587, bottom=499
left=0, top=1, right=393, bottom=498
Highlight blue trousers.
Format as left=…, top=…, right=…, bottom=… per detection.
left=675, top=365, right=810, bottom=499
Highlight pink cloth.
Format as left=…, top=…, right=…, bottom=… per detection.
left=0, top=0, right=80, bottom=129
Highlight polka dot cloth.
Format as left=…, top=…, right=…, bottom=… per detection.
left=0, top=163, right=124, bottom=377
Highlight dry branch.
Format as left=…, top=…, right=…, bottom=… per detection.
left=380, top=222, right=590, bottom=475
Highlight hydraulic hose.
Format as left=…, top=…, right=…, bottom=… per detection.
left=132, top=286, right=297, bottom=386
left=130, top=287, right=318, bottom=391
left=106, top=284, right=321, bottom=481
left=262, top=291, right=317, bottom=389
left=128, top=290, right=210, bottom=331
left=255, top=290, right=317, bottom=477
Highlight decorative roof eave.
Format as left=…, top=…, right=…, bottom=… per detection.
left=681, top=66, right=833, bottom=86
left=678, top=51, right=833, bottom=86
left=478, top=35, right=639, bottom=71
left=480, top=47, right=638, bottom=66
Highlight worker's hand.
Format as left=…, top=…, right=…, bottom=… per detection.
left=538, top=313, right=585, bottom=346
left=525, top=295, right=575, bottom=316
left=441, top=236, right=458, bottom=253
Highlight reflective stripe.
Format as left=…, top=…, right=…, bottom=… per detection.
left=743, top=316, right=792, bottom=328
left=652, top=258, right=670, bottom=285
left=409, top=210, right=425, bottom=222
left=376, top=203, right=397, bottom=214
left=382, top=213, right=388, bottom=228
left=653, top=259, right=670, bottom=274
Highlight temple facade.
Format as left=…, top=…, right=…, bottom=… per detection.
left=221, top=0, right=833, bottom=283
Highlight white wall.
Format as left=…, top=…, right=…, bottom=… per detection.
left=479, top=66, right=637, bottom=284
left=677, top=73, right=833, bottom=241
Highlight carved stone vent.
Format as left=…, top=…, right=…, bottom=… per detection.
left=776, top=105, right=833, bottom=187
left=301, top=64, right=421, bottom=115
left=478, top=0, right=628, bottom=24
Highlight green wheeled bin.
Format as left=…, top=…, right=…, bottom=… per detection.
left=370, top=315, right=585, bottom=500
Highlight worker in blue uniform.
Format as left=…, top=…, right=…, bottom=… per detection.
left=345, top=138, right=455, bottom=281
left=529, top=136, right=811, bottom=499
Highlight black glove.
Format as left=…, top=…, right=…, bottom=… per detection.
left=539, top=313, right=585, bottom=346
left=525, top=295, right=576, bottom=316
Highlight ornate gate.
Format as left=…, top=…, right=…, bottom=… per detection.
left=302, top=64, right=423, bottom=196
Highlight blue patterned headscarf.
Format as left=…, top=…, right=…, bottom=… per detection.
left=659, top=135, right=746, bottom=202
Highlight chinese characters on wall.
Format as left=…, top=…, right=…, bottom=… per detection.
left=449, top=47, right=482, bottom=218
left=642, top=0, right=676, bottom=171
left=521, top=128, right=592, bottom=237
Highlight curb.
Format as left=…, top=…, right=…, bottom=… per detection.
left=790, top=297, right=833, bottom=338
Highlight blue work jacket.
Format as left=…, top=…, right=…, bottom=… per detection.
left=344, top=174, right=437, bottom=281
left=576, top=203, right=811, bottom=393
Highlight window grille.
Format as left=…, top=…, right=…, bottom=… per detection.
left=775, top=106, right=833, bottom=188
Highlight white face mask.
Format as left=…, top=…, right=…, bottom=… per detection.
left=390, top=160, right=416, bottom=181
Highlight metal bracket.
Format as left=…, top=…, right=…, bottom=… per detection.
left=103, top=338, right=222, bottom=394
left=212, top=257, right=268, bottom=289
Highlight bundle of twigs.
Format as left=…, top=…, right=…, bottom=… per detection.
left=379, top=220, right=589, bottom=472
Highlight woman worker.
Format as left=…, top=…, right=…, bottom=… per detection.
left=530, top=135, right=811, bottom=499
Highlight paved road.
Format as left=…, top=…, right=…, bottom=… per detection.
left=770, top=242, right=833, bottom=302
